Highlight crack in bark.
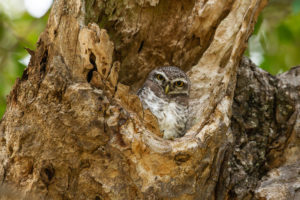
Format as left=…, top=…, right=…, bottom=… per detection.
left=87, top=52, right=98, bottom=83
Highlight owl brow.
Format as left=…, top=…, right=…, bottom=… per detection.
left=171, top=78, right=188, bottom=84
left=155, top=72, right=169, bottom=81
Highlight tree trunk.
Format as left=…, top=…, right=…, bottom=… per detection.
left=1, top=0, right=299, bottom=199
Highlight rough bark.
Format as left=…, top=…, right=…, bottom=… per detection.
left=1, top=0, right=298, bottom=200
left=218, top=58, right=300, bottom=200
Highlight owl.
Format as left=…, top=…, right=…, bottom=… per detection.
left=137, top=66, right=190, bottom=139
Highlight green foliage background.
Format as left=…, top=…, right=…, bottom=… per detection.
left=246, top=0, right=300, bottom=74
left=0, top=9, right=48, bottom=118
left=0, top=0, right=300, bottom=118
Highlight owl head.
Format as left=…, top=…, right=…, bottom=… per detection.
left=146, top=66, right=190, bottom=98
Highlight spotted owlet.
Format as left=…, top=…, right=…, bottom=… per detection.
left=137, top=66, right=190, bottom=139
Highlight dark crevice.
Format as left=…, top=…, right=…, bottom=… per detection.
left=1, top=165, right=7, bottom=184
left=44, top=168, right=54, bottom=181
left=21, top=68, right=29, bottom=81
left=40, top=49, right=48, bottom=75
left=138, top=40, right=144, bottom=53
left=40, top=164, right=55, bottom=185
left=53, top=30, right=57, bottom=38
left=112, top=8, right=117, bottom=15
left=34, top=46, right=49, bottom=95
left=87, top=52, right=98, bottom=83
left=102, top=68, right=106, bottom=75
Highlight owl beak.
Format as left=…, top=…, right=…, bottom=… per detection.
left=165, top=84, right=170, bottom=94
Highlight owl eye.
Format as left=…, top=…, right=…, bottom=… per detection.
left=156, top=74, right=165, bottom=81
left=174, top=81, right=184, bottom=87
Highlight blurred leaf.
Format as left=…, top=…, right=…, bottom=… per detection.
left=247, top=2, right=300, bottom=75
left=277, top=24, right=294, bottom=42
left=292, top=0, right=300, bottom=14
left=253, top=14, right=264, bottom=35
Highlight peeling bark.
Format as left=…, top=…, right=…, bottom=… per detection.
left=1, top=0, right=299, bottom=200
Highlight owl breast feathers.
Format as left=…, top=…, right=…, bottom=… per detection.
left=137, top=66, right=190, bottom=139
